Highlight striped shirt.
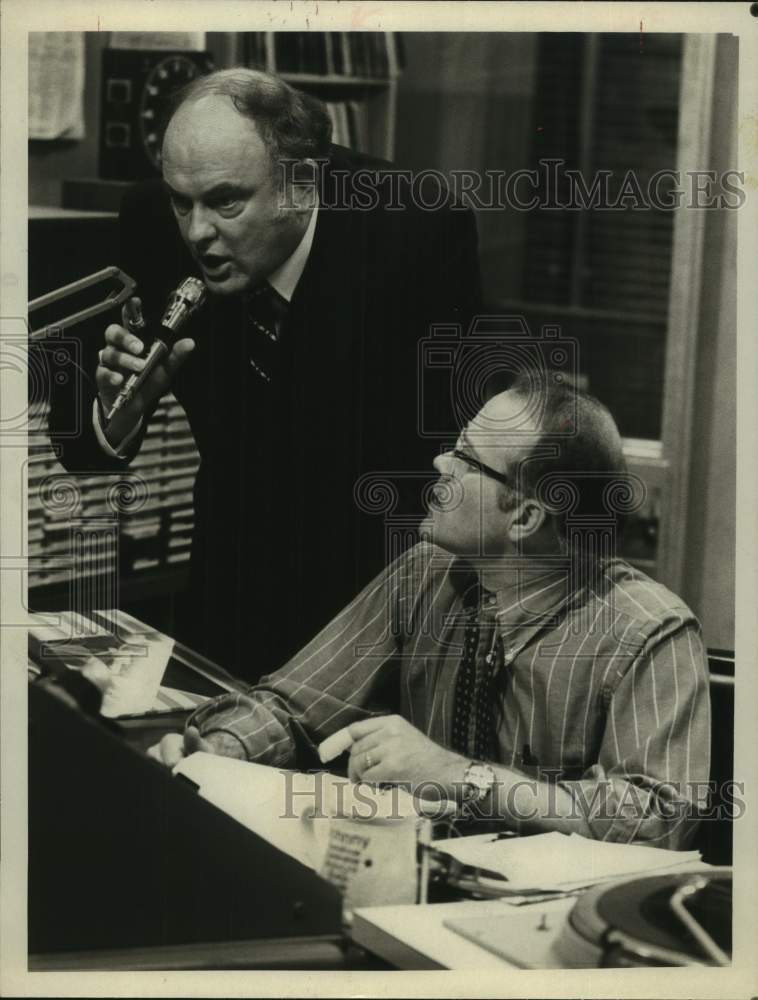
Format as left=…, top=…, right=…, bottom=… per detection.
left=189, top=542, right=710, bottom=847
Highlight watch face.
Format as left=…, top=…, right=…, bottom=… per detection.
left=140, top=54, right=203, bottom=169
left=465, top=763, right=495, bottom=800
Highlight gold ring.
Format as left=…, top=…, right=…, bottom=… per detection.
left=365, top=752, right=374, bottom=770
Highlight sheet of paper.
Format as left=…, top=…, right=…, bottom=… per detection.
left=432, top=831, right=512, bottom=867
left=153, top=686, right=207, bottom=711
left=173, top=755, right=335, bottom=870
left=432, top=831, right=703, bottom=891
left=81, top=634, right=175, bottom=717
left=29, top=32, right=85, bottom=140
left=29, top=609, right=111, bottom=643
left=173, top=755, right=456, bottom=873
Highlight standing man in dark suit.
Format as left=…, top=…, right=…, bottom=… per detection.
left=49, top=68, right=481, bottom=682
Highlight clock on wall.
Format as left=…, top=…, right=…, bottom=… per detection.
left=99, top=48, right=214, bottom=181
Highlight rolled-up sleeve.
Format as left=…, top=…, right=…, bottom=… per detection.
left=187, top=549, right=419, bottom=766
left=560, top=623, right=711, bottom=849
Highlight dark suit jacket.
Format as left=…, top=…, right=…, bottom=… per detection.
left=49, top=145, right=482, bottom=680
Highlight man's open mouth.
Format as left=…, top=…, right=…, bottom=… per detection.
left=200, top=255, right=232, bottom=275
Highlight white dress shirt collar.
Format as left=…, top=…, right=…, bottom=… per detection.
left=266, top=198, right=319, bottom=303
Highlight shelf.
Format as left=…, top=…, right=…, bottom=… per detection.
left=280, top=73, right=390, bottom=88
left=61, top=178, right=133, bottom=214
left=29, top=395, right=200, bottom=600
left=29, top=205, right=117, bottom=221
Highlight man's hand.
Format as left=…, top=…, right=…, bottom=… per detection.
left=345, top=715, right=466, bottom=799
left=147, top=725, right=214, bottom=768
left=96, top=296, right=195, bottom=447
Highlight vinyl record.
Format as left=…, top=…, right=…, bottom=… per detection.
left=552, top=869, right=732, bottom=967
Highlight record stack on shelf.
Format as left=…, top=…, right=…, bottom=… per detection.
left=240, top=31, right=399, bottom=157
left=28, top=396, right=200, bottom=600
left=270, top=32, right=391, bottom=79
left=323, top=101, right=370, bottom=150
left=241, top=31, right=268, bottom=69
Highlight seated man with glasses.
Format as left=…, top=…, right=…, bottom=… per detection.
left=150, top=371, right=710, bottom=848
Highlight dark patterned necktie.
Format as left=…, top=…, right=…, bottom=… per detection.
left=451, top=588, right=501, bottom=760
left=246, top=282, right=288, bottom=383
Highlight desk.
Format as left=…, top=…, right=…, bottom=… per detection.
left=30, top=936, right=385, bottom=973
left=27, top=610, right=347, bottom=968
left=27, top=610, right=725, bottom=972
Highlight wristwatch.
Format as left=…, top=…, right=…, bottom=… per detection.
left=461, top=760, right=496, bottom=808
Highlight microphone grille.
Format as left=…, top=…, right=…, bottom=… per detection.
left=179, top=277, right=207, bottom=309
left=162, top=277, right=207, bottom=330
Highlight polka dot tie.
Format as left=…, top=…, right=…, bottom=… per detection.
left=245, top=282, right=288, bottom=383
left=451, top=588, right=502, bottom=760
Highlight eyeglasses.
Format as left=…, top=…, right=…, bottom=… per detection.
left=450, top=449, right=522, bottom=492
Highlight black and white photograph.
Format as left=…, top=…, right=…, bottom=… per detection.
left=1, top=1, right=756, bottom=996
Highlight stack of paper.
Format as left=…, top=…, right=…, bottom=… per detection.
left=80, top=634, right=175, bottom=717
left=174, top=755, right=455, bottom=872
left=432, top=831, right=705, bottom=892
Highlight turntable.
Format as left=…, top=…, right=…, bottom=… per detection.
left=553, top=869, right=732, bottom=967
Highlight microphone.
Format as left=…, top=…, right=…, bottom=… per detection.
left=105, top=277, right=206, bottom=424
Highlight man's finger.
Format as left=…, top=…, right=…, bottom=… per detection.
left=105, top=323, right=144, bottom=355
left=347, top=715, right=390, bottom=740
left=356, top=761, right=383, bottom=784
left=318, top=726, right=354, bottom=763
left=121, top=296, right=144, bottom=331
left=132, top=340, right=194, bottom=400
left=148, top=732, right=185, bottom=768
left=95, top=369, right=123, bottom=396
left=347, top=755, right=364, bottom=783
left=346, top=746, right=380, bottom=782
left=99, top=344, right=146, bottom=374
left=164, top=338, right=196, bottom=377
left=348, top=734, right=382, bottom=759
left=184, top=724, right=212, bottom=755
left=348, top=744, right=383, bottom=783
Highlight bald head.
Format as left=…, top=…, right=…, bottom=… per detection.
left=163, top=94, right=270, bottom=182
left=162, top=67, right=332, bottom=172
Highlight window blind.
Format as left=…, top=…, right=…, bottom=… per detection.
left=521, top=32, right=683, bottom=439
